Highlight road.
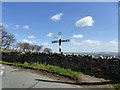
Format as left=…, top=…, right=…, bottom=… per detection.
left=0, top=64, right=82, bottom=88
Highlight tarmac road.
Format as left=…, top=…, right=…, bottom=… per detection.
left=0, top=64, right=82, bottom=89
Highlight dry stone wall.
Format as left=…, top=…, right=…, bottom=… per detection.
left=2, top=51, right=120, bottom=80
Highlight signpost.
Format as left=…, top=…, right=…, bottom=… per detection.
left=52, top=32, right=70, bottom=53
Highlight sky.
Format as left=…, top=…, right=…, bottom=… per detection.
left=1, top=2, right=118, bottom=52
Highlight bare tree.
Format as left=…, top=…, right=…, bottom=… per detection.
left=0, top=25, right=15, bottom=49
left=23, top=43, right=30, bottom=51
left=28, top=44, right=43, bottom=52
left=17, top=43, right=43, bottom=52
left=33, top=45, right=43, bottom=52
left=16, top=43, right=23, bottom=50
left=43, top=48, right=52, bottom=53
left=29, top=44, right=35, bottom=51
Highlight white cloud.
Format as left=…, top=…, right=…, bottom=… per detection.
left=42, top=42, right=49, bottom=46
left=72, top=34, right=83, bottom=38
left=23, top=25, right=30, bottom=30
left=75, top=16, right=94, bottom=28
left=28, top=35, right=35, bottom=39
left=109, top=40, right=118, bottom=45
left=51, top=13, right=63, bottom=22
left=71, top=39, right=101, bottom=46
left=83, top=40, right=100, bottom=45
left=15, top=25, right=20, bottom=29
left=0, top=23, right=2, bottom=26
left=71, top=39, right=82, bottom=45
left=70, top=39, right=118, bottom=52
left=47, top=33, right=53, bottom=37
left=48, top=47, right=52, bottom=49
left=99, top=40, right=118, bottom=52
left=22, top=39, right=36, bottom=44
left=0, top=23, right=32, bottom=30
left=0, top=23, right=8, bottom=28
left=0, top=23, right=20, bottom=29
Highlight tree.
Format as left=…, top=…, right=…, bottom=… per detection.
left=23, top=43, right=30, bottom=51
left=29, top=44, right=35, bottom=51
left=0, top=25, right=15, bottom=49
left=33, top=45, right=43, bottom=52
left=43, top=48, right=52, bottom=53
left=28, top=44, right=43, bottom=52
left=16, top=42, right=30, bottom=51
left=16, top=43, right=43, bottom=52
left=16, top=42, right=24, bottom=50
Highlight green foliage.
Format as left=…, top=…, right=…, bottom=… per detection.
left=1, top=60, right=80, bottom=80
left=113, top=83, right=120, bottom=90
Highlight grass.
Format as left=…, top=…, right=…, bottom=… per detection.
left=1, top=48, right=17, bottom=52
left=0, top=60, right=80, bottom=80
left=113, top=83, right=120, bottom=90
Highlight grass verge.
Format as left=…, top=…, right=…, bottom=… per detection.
left=0, top=60, right=80, bottom=80
left=113, top=83, right=120, bottom=90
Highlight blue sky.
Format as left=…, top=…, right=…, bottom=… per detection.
left=2, top=2, right=118, bottom=52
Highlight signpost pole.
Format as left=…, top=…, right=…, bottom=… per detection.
left=58, top=32, right=62, bottom=53
left=52, top=32, right=70, bottom=53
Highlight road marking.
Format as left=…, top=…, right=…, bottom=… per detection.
left=0, top=66, right=5, bottom=75
left=0, top=70, right=4, bottom=75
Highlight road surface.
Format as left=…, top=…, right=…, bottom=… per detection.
left=0, top=64, right=82, bottom=88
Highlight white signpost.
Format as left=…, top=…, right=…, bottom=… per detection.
left=52, top=32, right=70, bottom=53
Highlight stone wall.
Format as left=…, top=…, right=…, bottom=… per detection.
left=2, top=51, right=120, bottom=80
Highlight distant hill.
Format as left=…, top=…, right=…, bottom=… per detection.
left=64, top=52, right=119, bottom=57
